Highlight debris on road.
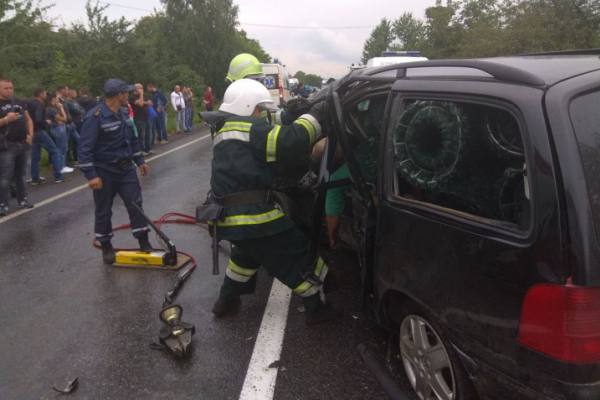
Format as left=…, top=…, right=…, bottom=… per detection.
left=52, top=376, right=78, bottom=395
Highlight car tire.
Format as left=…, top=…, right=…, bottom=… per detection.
left=396, top=300, right=478, bottom=400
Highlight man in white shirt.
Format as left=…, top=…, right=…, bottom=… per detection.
left=170, top=85, right=187, bottom=134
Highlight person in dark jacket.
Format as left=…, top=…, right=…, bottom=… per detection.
left=78, top=79, right=153, bottom=265
left=0, top=79, right=34, bottom=216
left=76, top=87, right=98, bottom=113
left=198, top=79, right=340, bottom=325
left=27, top=87, right=70, bottom=185
left=56, top=85, right=81, bottom=168
left=147, top=84, right=168, bottom=144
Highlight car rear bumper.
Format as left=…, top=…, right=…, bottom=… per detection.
left=456, top=346, right=600, bottom=400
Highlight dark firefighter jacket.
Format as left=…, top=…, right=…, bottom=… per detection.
left=210, top=113, right=321, bottom=241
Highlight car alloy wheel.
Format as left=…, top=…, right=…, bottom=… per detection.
left=400, top=314, right=456, bottom=400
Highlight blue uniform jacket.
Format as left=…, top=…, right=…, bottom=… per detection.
left=78, top=102, right=145, bottom=180
left=151, top=89, right=168, bottom=110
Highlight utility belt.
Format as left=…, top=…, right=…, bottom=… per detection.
left=106, top=158, right=132, bottom=168
left=195, top=189, right=272, bottom=224
left=196, top=189, right=271, bottom=275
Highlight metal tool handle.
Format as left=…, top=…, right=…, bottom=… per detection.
left=130, top=202, right=176, bottom=254
left=212, top=223, right=219, bottom=275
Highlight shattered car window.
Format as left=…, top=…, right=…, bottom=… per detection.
left=392, top=100, right=529, bottom=229
left=351, top=97, right=387, bottom=183
left=569, top=91, right=600, bottom=246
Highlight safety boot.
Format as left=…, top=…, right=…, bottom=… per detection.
left=138, top=233, right=153, bottom=253
left=212, top=297, right=241, bottom=317
left=101, top=242, right=116, bottom=265
left=303, top=293, right=342, bottom=325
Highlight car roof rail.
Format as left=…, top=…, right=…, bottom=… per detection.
left=363, top=59, right=545, bottom=86
left=517, top=48, right=600, bottom=57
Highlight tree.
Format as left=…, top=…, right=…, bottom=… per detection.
left=423, top=0, right=461, bottom=59
left=294, top=71, right=323, bottom=88
left=0, top=0, right=56, bottom=96
left=393, top=12, right=426, bottom=50
left=361, top=18, right=394, bottom=64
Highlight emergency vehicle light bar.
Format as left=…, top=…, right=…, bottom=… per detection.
left=382, top=51, right=421, bottom=57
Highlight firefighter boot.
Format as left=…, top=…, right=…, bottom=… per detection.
left=303, top=293, right=342, bottom=325
left=101, top=242, right=116, bottom=265
left=138, top=233, right=153, bottom=253
left=212, top=296, right=241, bottom=317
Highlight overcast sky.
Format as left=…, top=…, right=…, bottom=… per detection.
left=40, top=0, right=437, bottom=79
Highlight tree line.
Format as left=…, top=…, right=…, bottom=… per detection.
left=362, top=0, right=600, bottom=63
left=0, top=0, right=271, bottom=99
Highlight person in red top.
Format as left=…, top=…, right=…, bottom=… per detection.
left=203, top=86, right=214, bottom=112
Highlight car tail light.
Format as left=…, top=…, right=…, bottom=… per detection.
left=519, top=284, right=600, bottom=363
left=279, top=86, right=283, bottom=100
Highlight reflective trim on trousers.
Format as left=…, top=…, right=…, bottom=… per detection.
left=225, top=258, right=259, bottom=283
left=266, top=125, right=281, bottom=162
left=208, top=209, right=285, bottom=227
left=95, top=232, right=114, bottom=238
left=131, top=226, right=150, bottom=233
left=293, top=257, right=328, bottom=297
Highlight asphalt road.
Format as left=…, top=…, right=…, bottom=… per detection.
left=0, top=127, right=416, bottom=400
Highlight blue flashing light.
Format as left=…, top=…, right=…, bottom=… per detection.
left=382, top=50, right=421, bottom=57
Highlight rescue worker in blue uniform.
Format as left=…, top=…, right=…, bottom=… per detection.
left=198, top=79, right=340, bottom=325
left=78, top=79, right=153, bottom=264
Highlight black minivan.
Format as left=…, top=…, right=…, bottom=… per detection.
left=315, top=50, right=600, bottom=400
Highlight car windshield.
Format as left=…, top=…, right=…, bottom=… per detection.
left=569, top=90, right=600, bottom=245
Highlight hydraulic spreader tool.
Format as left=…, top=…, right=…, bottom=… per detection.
left=92, top=204, right=207, bottom=357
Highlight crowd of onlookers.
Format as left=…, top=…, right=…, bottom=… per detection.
left=0, top=78, right=215, bottom=216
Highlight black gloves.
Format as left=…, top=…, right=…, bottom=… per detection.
left=284, top=97, right=312, bottom=117
left=307, top=101, right=327, bottom=127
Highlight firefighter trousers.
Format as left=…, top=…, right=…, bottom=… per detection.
left=219, top=227, right=336, bottom=315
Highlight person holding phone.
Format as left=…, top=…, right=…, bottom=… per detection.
left=129, top=84, right=154, bottom=156
left=0, top=79, right=34, bottom=216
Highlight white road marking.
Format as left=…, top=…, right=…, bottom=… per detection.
left=239, top=279, right=292, bottom=400
left=0, top=134, right=211, bottom=225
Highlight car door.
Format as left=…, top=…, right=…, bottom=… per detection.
left=339, top=88, right=393, bottom=299
left=374, top=78, right=565, bottom=366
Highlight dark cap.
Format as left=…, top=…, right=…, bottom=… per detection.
left=102, top=79, right=135, bottom=97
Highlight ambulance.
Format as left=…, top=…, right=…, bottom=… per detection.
left=260, top=63, right=293, bottom=107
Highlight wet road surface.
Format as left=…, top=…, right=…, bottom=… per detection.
left=0, top=128, right=416, bottom=400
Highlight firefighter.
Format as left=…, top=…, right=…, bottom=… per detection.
left=78, top=79, right=153, bottom=264
left=226, top=53, right=266, bottom=83
left=224, top=53, right=295, bottom=126
left=198, top=79, right=340, bottom=325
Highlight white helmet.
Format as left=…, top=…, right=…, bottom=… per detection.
left=219, top=79, right=278, bottom=116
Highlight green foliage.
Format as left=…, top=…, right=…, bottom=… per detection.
left=361, top=18, right=395, bottom=64
left=294, top=71, right=323, bottom=88
left=0, top=0, right=271, bottom=99
left=361, top=0, right=600, bottom=63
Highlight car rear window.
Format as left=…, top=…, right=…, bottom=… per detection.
left=570, top=91, right=600, bottom=245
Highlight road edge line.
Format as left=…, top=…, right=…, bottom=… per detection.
left=0, top=134, right=210, bottom=225
left=239, top=279, right=292, bottom=400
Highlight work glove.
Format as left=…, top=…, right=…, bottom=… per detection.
left=307, top=101, right=327, bottom=128
left=284, top=97, right=312, bottom=117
